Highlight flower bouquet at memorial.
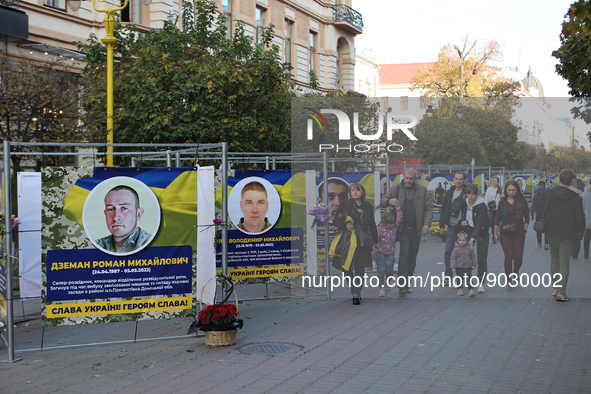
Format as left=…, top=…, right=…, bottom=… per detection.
left=308, top=203, right=328, bottom=228
left=188, top=274, right=243, bottom=347
left=0, top=214, right=20, bottom=241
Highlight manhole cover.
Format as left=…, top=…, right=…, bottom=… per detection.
left=238, top=342, right=303, bottom=355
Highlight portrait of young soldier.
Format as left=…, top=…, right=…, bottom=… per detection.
left=238, top=181, right=273, bottom=233
left=95, top=185, right=152, bottom=254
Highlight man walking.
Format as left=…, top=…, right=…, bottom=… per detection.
left=439, top=172, right=467, bottom=286
left=531, top=180, right=549, bottom=250
left=545, top=169, right=585, bottom=302
left=381, top=169, right=434, bottom=296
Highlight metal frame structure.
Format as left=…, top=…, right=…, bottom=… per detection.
left=0, top=142, right=333, bottom=359
left=0, top=142, right=229, bottom=361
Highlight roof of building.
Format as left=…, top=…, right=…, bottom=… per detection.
left=378, top=62, right=436, bottom=85
left=521, top=67, right=544, bottom=97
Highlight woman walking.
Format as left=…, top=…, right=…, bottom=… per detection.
left=494, top=180, right=529, bottom=289
left=485, top=176, right=502, bottom=244
left=334, top=183, right=378, bottom=305
left=459, top=184, right=489, bottom=293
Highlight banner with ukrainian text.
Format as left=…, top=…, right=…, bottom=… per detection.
left=42, top=167, right=199, bottom=326
left=214, top=170, right=305, bottom=282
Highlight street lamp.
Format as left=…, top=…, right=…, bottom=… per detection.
left=67, top=0, right=130, bottom=166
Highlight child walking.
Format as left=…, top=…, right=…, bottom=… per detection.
left=373, top=208, right=403, bottom=297
left=451, top=231, right=478, bottom=297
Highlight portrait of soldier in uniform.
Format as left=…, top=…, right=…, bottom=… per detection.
left=237, top=181, right=272, bottom=234
left=95, top=185, right=151, bottom=253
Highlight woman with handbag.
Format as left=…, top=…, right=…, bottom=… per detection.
left=494, top=180, right=530, bottom=289
left=334, top=183, right=378, bottom=305
left=459, top=184, right=489, bottom=293
left=485, top=176, right=502, bottom=244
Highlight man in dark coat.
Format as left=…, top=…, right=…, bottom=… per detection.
left=381, top=169, right=434, bottom=296
left=459, top=184, right=489, bottom=293
left=545, top=169, right=586, bottom=302
left=439, top=172, right=467, bottom=285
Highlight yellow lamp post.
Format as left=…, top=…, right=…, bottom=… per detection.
left=92, top=0, right=129, bottom=167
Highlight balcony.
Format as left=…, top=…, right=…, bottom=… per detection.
left=332, top=4, right=363, bottom=35
left=0, top=1, right=29, bottom=41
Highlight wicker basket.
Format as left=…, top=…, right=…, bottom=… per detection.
left=199, top=276, right=239, bottom=348
left=204, top=329, right=237, bottom=347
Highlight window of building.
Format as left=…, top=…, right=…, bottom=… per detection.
left=121, top=0, right=142, bottom=24
left=308, top=31, right=316, bottom=77
left=400, top=96, right=408, bottom=111
left=223, top=0, right=232, bottom=39
left=256, top=7, right=265, bottom=44
left=44, top=0, right=66, bottom=10
left=284, top=20, right=292, bottom=64
left=336, top=42, right=342, bottom=89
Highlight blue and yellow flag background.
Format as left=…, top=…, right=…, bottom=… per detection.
left=215, top=170, right=306, bottom=229
left=63, top=167, right=198, bottom=248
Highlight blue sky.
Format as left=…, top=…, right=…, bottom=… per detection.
left=354, top=0, right=574, bottom=97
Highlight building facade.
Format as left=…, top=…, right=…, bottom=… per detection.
left=0, top=0, right=363, bottom=91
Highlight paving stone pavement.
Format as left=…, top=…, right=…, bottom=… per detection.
left=1, top=230, right=591, bottom=393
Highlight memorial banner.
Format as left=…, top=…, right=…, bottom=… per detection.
left=314, top=172, right=375, bottom=271
left=0, top=168, right=6, bottom=326
left=215, top=170, right=305, bottom=281
left=512, top=174, right=533, bottom=203
left=425, top=174, right=455, bottom=227
left=42, top=167, right=199, bottom=326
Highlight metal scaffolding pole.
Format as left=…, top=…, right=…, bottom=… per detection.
left=2, top=140, right=20, bottom=362
left=221, top=143, right=228, bottom=276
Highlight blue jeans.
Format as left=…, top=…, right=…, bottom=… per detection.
left=398, top=226, right=421, bottom=289
left=374, top=251, right=395, bottom=288
left=444, top=225, right=458, bottom=278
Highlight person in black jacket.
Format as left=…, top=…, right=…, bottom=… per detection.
left=459, top=184, right=489, bottom=293
left=334, top=183, right=378, bottom=305
left=439, top=172, right=467, bottom=285
left=531, top=180, right=548, bottom=250
left=545, top=169, right=586, bottom=302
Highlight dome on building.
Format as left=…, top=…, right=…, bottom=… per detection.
left=521, top=67, right=544, bottom=97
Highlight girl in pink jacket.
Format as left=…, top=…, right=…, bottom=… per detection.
left=451, top=232, right=477, bottom=297
left=374, top=208, right=403, bottom=296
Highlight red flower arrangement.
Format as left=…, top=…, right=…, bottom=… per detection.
left=198, top=303, right=238, bottom=326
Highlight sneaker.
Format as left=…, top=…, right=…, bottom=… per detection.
left=544, top=244, right=549, bottom=250
left=379, top=287, right=386, bottom=297
left=538, top=243, right=542, bottom=248
left=398, top=288, right=406, bottom=297
left=352, top=294, right=361, bottom=305
left=384, top=284, right=391, bottom=292
left=551, top=288, right=559, bottom=297
left=457, top=288, right=464, bottom=296
left=555, top=292, right=569, bottom=302
left=469, top=289, right=476, bottom=297
left=405, top=288, right=413, bottom=294
left=478, top=285, right=486, bottom=294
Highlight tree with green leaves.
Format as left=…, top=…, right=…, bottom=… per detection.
left=406, top=115, right=485, bottom=165
left=462, top=105, right=526, bottom=169
left=553, top=0, right=591, bottom=128
left=0, top=55, right=82, bottom=170
left=78, top=0, right=293, bottom=161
